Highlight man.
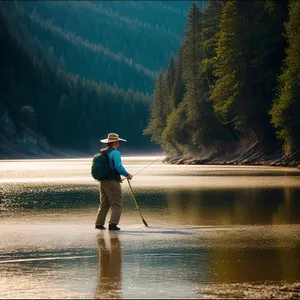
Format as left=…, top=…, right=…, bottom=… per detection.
left=95, top=133, right=133, bottom=231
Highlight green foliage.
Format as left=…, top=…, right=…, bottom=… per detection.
left=161, top=102, right=190, bottom=153
left=2, top=0, right=300, bottom=158
left=0, top=4, right=152, bottom=152
left=165, top=53, right=176, bottom=96
left=210, top=0, right=244, bottom=129
left=270, top=0, right=300, bottom=156
left=146, top=0, right=299, bottom=159
left=164, top=53, right=176, bottom=115
left=144, top=70, right=168, bottom=144
left=17, top=1, right=192, bottom=93
left=146, top=2, right=225, bottom=154
left=211, top=0, right=288, bottom=140
left=170, top=44, right=186, bottom=110
left=180, top=2, right=222, bottom=150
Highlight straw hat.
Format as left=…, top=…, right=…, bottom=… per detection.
left=100, top=133, right=127, bottom=143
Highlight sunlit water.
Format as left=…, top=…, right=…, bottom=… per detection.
left=1, top=157, right=300, bottom=299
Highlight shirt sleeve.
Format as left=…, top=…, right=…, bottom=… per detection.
left=111, top=150, right=129, bottom=177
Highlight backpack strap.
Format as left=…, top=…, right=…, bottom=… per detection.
left=104, top=148, right=120, bottom=181
left=105, top=148, right=116, bottom=168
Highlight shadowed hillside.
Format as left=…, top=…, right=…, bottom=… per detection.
left=0, top=1, right=193, bottom=157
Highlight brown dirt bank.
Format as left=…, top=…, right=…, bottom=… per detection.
left=163, top=145, right=300, bottom=169
left=163, top=155, right=300, bottom=169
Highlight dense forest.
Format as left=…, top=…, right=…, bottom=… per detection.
left=0, top=1, right=193, bottom=157
left=3, top=1, right=193, bottom=94
left=145, top=0, right=300, bottom=166
left=1, top=0, right=299, bottom=163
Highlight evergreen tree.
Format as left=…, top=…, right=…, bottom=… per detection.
left=145, top=0, right=299, bottom=161
left=162, top=102, right=190, bottom=153
left=181, top=2, right=202, bottom=121
left=201, top=0, right=224, bottom=99
left=210, top=0, right=245, bottom=132
left=181, top=2, right=203, bottom=149
left=144, top=69, right=168, bottom=145
left=211, top=0, right=288, bottom=141
left=182, top=2, right=221, bottom=150
left=170, top=44, right=186, bottom=110
left=270, top=0, right=300, bottom=156
left=246, top=0, right=288, bottom=146
left=165, top=52, right=176, bottom=95
left=164, top=52, right=176, bottom=116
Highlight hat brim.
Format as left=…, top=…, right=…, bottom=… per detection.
left=100, top=138, right=127, bottom=143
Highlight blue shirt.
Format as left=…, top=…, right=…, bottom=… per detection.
left=108, top=149, right=129, bottom=177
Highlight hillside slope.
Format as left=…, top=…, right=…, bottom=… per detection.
left=18, top=0, right=192, bottom=93
left=0, top=2, right=155, bottom=157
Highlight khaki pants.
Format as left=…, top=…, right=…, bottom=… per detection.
left=95, top=179, right=122, bottom=225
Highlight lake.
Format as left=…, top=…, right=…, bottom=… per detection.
left=1, top=157, right=300, bottom=298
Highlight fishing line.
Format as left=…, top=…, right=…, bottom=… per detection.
left=132, top=131, right=193, bottom=177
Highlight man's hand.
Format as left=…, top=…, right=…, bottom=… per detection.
left=126, top=173, right=133, bottom=180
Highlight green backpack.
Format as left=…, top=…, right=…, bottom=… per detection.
left=91, top=149, right=115, bottom=181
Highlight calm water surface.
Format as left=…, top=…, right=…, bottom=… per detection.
left=0, top=157, right=300, bottom=299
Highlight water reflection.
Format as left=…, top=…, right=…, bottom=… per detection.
left=1, top=183, right=300, bottom=226
left=95, top=233, right=122, bottom=299
left=164, top=188, right=300, bottom=225
left=212, top=248, right=283, bottom=283
left=1, top=159, right=300, bottom=298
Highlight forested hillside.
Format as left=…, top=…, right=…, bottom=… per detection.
left=145, top=0, right=300, bottom=166
left=0, top=1, right=192, bottom=157
left=8, top=0, right=193, bottom=93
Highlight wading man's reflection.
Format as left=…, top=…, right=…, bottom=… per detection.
left=94, top=232, right=122, bottom=299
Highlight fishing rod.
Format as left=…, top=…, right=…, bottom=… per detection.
left=127, top=178, right=148, bottom=227
left=124, top=145, right=178, bottom=227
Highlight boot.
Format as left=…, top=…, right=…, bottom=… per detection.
left=95, top=225, right=106, bottom=230
left=109, top=224, right=121, bottom=231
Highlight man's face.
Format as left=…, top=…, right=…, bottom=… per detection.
left=114, top=141, right=120, bottom=149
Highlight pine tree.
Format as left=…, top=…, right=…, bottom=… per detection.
left=164, top=52, right=176, bottom=116
left=165, top=52, right=175, bottom=95
left=182, top=2, right=202, bottom=122
left=170, top=44, right=186, bottom=110
left=201, top=0, right=224, bottom=86
left=181, top=2, right=203, bottom=149
left=245, top=0, right=288, bottom=146
left=210, top=0, right=267, bottom=137
left=210, top=0, right=288, bottom=142
left=162, top=101, right=190, bottom=153
left=160, top=45, right=187, bottom=153
left=144, top=69, right=168, bottom=145
left=270, top=0, right=300, bottom=156
left=210, top=0, right=244, bottom=131
left=181, top=2, right=219, bottom=150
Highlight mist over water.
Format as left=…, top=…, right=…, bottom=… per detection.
left=1, top=157, right=300, bottom=298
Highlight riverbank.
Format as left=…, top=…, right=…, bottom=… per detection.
left=163, top=149, right=300, bottom=169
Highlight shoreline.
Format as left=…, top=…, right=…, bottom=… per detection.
left=1, top=153, right=300, bottom=170
left=163, top=155, right=300, bottom=169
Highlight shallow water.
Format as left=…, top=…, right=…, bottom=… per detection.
left=1, top=157, right=300, bottom=298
